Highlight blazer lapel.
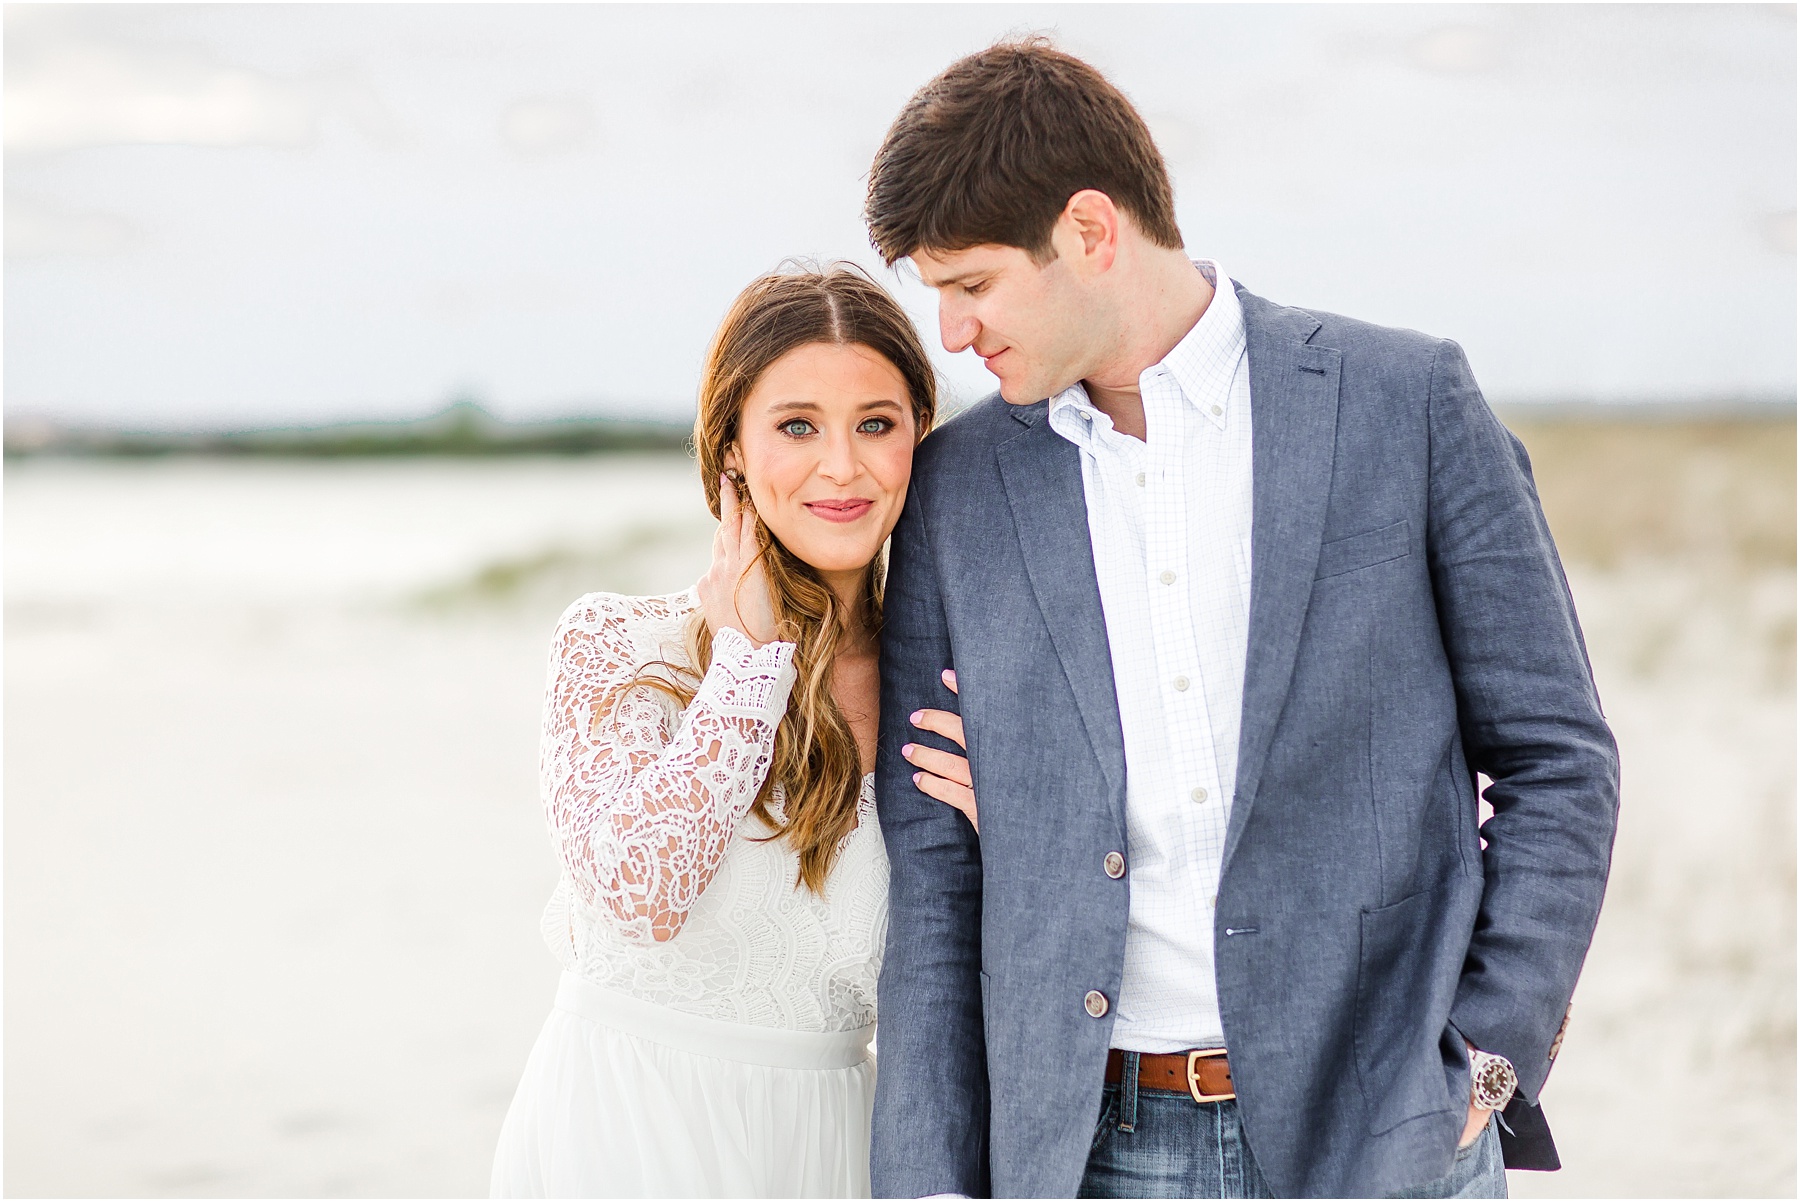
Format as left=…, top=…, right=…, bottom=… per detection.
left=994, top=409, right=1128, bottom=811
left=1224, top=287, right=1342, bottom=870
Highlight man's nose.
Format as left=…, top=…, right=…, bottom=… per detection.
left=939, top=304, right=978, bottom=355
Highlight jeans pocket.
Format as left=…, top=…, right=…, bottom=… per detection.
left=1089, top=1090, right=1120, bottom=1155
left=1448, top=1117, right=1505, bottom=1198
left=1390, top=1118, right=1503, bottom=1199
left=1455, top=1111, right=1500, bottom=1163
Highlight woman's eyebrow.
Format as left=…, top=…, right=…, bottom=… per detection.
left=765, top=397, right=906, bottom=415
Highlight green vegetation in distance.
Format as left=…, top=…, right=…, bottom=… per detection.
left=4, top=398, right=694, bottom=458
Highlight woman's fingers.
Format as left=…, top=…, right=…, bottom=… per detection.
left=731, top=481, right=778, bottom=643
left=941, top=668, right=958, bottom=695
left=707, top=518, right=731, bottom=592
left=737, top=488, right=760, bottom=561
left=715, top=477, right=739, bottom=573
left=719, top=473, right=740, bottom=536
left=909, top=707, right=966, bottom=751
left=901, top=741, right=972, bottom=788
left=906, top=690, right=979, bottom=832
left=726, top=471, right=760, bottom=578
left=911, top=768, right=978, bottom=834
left=699, top=475, right=747, bottom=639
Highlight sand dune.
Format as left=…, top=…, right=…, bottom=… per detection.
left=5, top=424, right=1792, bottom=1196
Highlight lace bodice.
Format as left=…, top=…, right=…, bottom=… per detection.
left=537, top=589, right=887, bottom=1032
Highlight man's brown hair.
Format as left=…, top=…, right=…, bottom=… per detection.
left=865, top=37, right=1183, bottom=265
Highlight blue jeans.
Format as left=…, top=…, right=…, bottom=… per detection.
left=1077, top=1052, right=1273, bottom=1199
left=1076, top=1052, right=1507, bottom=1199
left=1390, top=1114, right=1507, bottom=1199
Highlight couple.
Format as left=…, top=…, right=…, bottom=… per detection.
left=491, top=40, right=1619, bottom=1200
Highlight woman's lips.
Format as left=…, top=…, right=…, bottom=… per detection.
left=803, top=499, right=875, bottom=524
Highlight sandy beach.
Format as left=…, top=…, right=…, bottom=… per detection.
left=5, top=423, right=1793, bottom=1196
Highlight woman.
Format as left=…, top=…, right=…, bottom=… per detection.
left=490, top=264, right=976, bottom=1198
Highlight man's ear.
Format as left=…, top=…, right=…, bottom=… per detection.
left=1059, top=189, right=1121, bottom=273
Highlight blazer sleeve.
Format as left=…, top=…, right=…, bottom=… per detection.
left=1425, top=339, right=1622, bottom=1103
left=870, top=473, right=991, bottom=1198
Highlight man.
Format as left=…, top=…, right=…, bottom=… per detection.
left=868, top=39, right=1619, bottom=1199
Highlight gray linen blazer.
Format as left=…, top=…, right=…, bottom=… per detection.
left=870, top=286, right=1620, bottom=1198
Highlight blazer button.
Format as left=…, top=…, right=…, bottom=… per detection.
left=1084, top=990, right=1109, bottom=1018
left=1103, top=851, right=1126, bottom=879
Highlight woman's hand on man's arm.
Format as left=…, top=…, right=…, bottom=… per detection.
left=902, top=669, right=978, bottom=833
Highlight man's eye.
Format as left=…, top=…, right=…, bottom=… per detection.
left=780, top=419, right=816, bottom=437
left=858, top=418, right=894, bottom=435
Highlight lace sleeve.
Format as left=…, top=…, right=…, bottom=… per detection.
left=540, top=595, right=797, bottom=943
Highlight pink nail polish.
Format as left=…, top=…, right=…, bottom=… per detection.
left=901, top=744, right=915, bottom=757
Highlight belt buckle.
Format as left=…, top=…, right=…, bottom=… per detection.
left=1186, top=1048, right=1234, bottom=1104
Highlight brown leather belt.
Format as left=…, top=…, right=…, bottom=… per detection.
left=1104, top=1048, right=1235, bottom=1104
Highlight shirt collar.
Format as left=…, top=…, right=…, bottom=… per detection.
left=1156, top=260, right=1246, bottom=432
left=1046, top=378, right=1110, bottom=452
left=1047, top=259, right=1245, bottom=446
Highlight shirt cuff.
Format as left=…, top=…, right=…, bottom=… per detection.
left=694, top=625, right=798, bottom=721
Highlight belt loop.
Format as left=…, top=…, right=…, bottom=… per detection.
left=1117, top=1051, right=1139, bottom=1133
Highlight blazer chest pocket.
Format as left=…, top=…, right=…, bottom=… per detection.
left=1316, top=520, right=1410, bottom=580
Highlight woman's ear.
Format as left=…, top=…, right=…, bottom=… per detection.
left=723, top=446, right=742, bottom=475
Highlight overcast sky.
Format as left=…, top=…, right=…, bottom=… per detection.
left=6, top=3, right=1794, bottom=429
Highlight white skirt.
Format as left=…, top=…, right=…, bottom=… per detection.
left=490, top=973, right=876, bottom=1198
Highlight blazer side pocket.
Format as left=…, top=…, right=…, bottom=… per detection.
left=1354, top=882, right=1464, bottom=1135
left=1316, top=519, right=1410, bottom=580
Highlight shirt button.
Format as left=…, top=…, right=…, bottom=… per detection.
left=1159, top=570, right=1176, bottom=585
left=1084, top=990, right=1110, bottom=1018
left=1191, top=786, right=1209, bottom=803
left=1104, top=851, right=1126, bottom=879
left=1136, top=472, right=1146, bottom=487
left=1211, top=404, right=1224, bottom=416
left=1173, top=675, right=1190, bottom=692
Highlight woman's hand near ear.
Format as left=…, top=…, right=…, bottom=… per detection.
left=699, top=473, right=780, bottom=646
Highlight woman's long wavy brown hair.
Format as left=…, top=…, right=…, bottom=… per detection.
left=628, top=263, right=936, bottom=893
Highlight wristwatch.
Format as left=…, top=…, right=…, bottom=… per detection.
left=1468, top=1047, right=1518, bottom=1111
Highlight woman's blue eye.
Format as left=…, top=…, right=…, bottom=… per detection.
left=858, top=418, right=893, bottom=435
left=780, top=419, right=815, bottom=437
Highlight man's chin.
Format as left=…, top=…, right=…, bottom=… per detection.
left=994, top=375, right=1046, bottom=406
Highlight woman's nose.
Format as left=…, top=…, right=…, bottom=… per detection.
left=818, top=430, right=858, bottom=483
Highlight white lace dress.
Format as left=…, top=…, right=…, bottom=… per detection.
left=490, top=589, right=888, bottom=1199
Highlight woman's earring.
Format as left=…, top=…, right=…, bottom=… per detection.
left=723, top=468, right=747, bottom=496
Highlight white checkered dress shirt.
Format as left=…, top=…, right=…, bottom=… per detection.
left=1046, top=260, right=1252, bottom=1054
